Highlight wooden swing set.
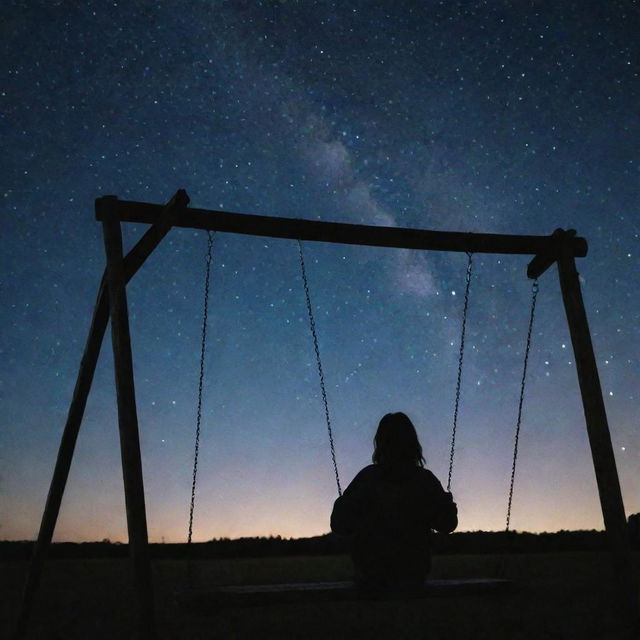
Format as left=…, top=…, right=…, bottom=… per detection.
left=14, top=190, right=635, bottom=638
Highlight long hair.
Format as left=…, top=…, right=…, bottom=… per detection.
left=372, top=412, right=425, bottom=468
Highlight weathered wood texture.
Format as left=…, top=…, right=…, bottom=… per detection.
left=14, top=191, right=187, bottom=640
left=95, top=197, right=588, bottom=258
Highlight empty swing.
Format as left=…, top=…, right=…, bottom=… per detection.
left=180, top=240, right=539, bottom=609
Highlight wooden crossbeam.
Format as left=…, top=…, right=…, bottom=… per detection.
left=96, top=196, right=588, bottom=261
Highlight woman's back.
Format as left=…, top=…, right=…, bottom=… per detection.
left=331, top=463, right=457, bottom=590
left=330, top=412, right=457, bottom=591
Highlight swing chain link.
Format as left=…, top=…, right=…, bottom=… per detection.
left=188, top=230, right=215, bottom=547
left=505, top=278, right=539, bottom=533
left=447, top=252, right=474, bottom=493
left=297, top=240, right=342, bottom=496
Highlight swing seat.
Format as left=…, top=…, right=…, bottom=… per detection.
left=176, top=578, right=512, bottom=611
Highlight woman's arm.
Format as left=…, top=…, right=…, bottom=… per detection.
left=431, top=490, right=458, bottom=533
left=423, top=470, right=458, bottom=533
left=330, top=466, right=374, bottom=534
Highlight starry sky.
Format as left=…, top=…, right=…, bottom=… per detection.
left=1, top=1, right=638, bottom=543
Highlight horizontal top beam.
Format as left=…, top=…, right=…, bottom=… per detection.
left=95, top=196, right=588, bottom=260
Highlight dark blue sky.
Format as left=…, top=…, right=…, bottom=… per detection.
left=1, top=1, right=638, bottom=542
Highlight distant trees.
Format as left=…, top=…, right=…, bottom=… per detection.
left=2, top=516, right=637, bottom=561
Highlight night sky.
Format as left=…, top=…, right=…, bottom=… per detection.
left=2, top=1, right=638, bottom=543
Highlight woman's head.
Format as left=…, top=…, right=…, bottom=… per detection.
left=372, top=412, right=425, bottom=468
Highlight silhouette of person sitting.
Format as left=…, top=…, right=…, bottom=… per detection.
left=331, top=412, right=458, bottom=592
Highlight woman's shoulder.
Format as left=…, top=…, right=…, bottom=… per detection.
left=354, top=464, right=378, bottom=478
left=418, top=467, right=446, bottom=488
left=343, top=464, right=381, bottom=492
left=350, top=464, right=384, bottom=484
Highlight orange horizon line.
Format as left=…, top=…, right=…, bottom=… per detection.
left=2, top=527, right=610, bottom=544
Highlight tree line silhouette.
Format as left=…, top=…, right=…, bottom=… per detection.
left=3, top=514, right=638, bottom=560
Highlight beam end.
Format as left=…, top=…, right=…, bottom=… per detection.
left=527, top=229, right=588, bottom=279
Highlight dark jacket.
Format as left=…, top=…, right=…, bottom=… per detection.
left=331, top=463, right=457, bottom=590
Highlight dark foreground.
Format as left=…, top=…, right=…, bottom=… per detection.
left=2, top=552, right=638, bottom=639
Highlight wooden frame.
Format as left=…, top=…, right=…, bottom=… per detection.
left=15, top=190, right=635, bottom=638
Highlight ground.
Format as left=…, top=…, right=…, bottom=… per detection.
left=3, top=552, right=638, bottom=639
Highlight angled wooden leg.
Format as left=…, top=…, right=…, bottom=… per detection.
left=14, top=190, right=187, bottom=640
left=557, top=249, right=637, bottom=625
left=13, top=278, right=110, bottom=640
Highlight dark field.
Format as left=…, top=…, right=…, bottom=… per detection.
left=2, top=552, right=638, bottom=639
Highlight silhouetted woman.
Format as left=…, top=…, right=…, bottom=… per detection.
left=331, top=412, right=457, bottom=591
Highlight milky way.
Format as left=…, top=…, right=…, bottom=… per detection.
left=1, top=1, right=638, bottom=542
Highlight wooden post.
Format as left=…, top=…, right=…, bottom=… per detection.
left=556, top=244, right=637, bottom=623
left=102, top=205, right=156, bottom=639
left=13, top=191, right=187, bottom=640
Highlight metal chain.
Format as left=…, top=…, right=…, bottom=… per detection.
left=505, top=279, right=539, bottom=533
left=297, top=240, right=342, bottom=496
left=447, top=252, right=474, bottom=493
left=188, top=230, right=215, bottom=548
